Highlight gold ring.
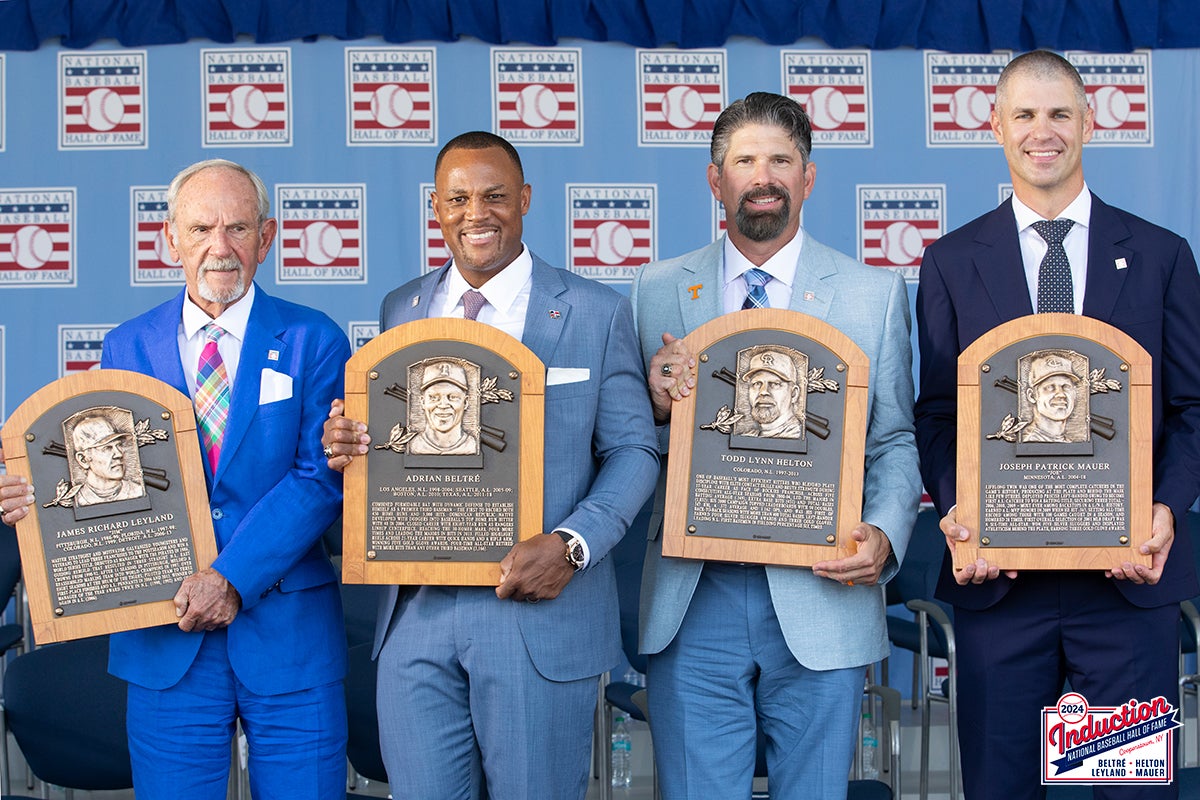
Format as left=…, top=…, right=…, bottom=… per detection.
left=661, top=363, right=673, bottom=376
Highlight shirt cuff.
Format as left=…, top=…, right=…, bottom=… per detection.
left=554, top=527, right=590, bottom=570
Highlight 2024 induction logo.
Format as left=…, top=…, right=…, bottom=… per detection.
left=1041, top=692, right=1178, bottom=785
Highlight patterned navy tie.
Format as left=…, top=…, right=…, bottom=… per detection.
left=742, top=268, right=772, bottom=310
left=1032, top=218, right=1075, bottom=314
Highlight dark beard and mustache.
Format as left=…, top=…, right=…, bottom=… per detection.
left=735, top=185, right=792, bottom=242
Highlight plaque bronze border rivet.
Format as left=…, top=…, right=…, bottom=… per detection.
left=699, top=354, right=709, bottom=363
left=368, top=371, right=379, bottom=380
left=687, top=525, right=696, bottom=534
left=980, top=537, right=991, bottom=546
left=508, top=371, right=519, bottom=380
left=1119, top=536, right=1129, bottom=545
left=161, top=412, right=171, bottom=420
left=54, top=608, right=63, bottom=616
left=825, top=534, right=836, bottom=543
left=24, top=433, right=34, bottom=442
left=1120, top=363, right=1129, bottom=372
left=981, top=364, right=991, bottom=373
left=836, top=363, right=846, bottom=372
left=366, top=550, right=377, bottom=560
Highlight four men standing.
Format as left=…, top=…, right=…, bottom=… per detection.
left=0, top=49, right=1197, bottom=800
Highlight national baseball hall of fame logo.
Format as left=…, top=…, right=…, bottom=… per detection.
left=420, top=183, right=451, bottom=275
left=568, top=184, right=656, bottom=285
left=492, top=48, right=581, bottom=145
left=130, top=187, right=181, bottom=286
left=0, top=188, right=76, bottom=287
left=277, top=185, right=366, bottom=284
left=60, top=325, right=114, bottom=377
left=345, top=47, right=436, bottom=146
left=1068, top=51, right=1153, bottom=146
left=857, top=185, right=945, bottom=282
left=202, top=48, right=292, bottom=147
left=781, top=50, right=872, bottom=147
left=1042, top=692, right=1178, bottom=785
left=58, top=51, right=147, bottom=150
left=924, top=52, right=1009, bottom=147
left=637, top=50, right=725, bottom=146
left=348, top=322, right=379, bottom=354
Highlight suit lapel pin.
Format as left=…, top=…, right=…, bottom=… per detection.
left=411, top=295, right=420, bottom=307
left=804, top=290, right=816, bottom=301
left=549, top=310, right=561, bottom=319
left=688, top=284, right=702, bottom=300
left=267, top=349, right=279, bottom=361
left=1115, top=257, right=1128, bottom=270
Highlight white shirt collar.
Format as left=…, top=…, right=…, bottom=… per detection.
left=443, top=245, right=533, bottom=316
left=721, top=227, right=804, bottom=289
left=1011, top=183, right=1092, bottom=231
left=181, top=281, right=255, bottom=342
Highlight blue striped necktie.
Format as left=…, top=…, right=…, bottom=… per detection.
left=742, top=268, right=772, bottom=309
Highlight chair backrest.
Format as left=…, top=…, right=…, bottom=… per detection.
left=3, top=635, right=133, bottom=790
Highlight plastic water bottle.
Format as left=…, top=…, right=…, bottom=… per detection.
left=860, top=711, right=879, bottom=780
left=611, top=714, right=632, bottom=789
left=622, top=667, right=644, bottom=687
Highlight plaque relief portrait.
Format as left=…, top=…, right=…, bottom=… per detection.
left=1019, top=351, right=1087, bottom=444
left=736, top=347, right=806, bottom=440
left=407, top=359, right=482, bottom=457
left=47, top=405, right=166, bottom=521
left=985, top=347, right=1123, bottom=457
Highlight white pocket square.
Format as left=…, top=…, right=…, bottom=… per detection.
left=546, top=367, right=590, bottom=386
left=259, top=368, right=293, bottom=404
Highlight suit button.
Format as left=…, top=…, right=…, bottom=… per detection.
left=212, top=508, right=224, bottom=520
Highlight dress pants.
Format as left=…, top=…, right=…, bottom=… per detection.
left=376, top=586, right=596, bottom=800
left=125, top=627, right=347, bottom=800
left=647, top=563, right=865, bottom=800
left=956, top=572, right=1180, bottom=800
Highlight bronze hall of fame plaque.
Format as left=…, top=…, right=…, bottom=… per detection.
left=0, top=370, right=217, bottom=643
left=663, top=309, right=868, bottom=567
left=341, top=318, right=544, bottom=586
left=956, top=314, right=1152, bottom=572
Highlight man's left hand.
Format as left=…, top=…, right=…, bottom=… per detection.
left=1109, top=502, right=1174, bottom=585
left=495, top=534, right=575, bottom=602
left=175, top=568, right=242, bottom=632
left=812, top=523, right=892, bottom=586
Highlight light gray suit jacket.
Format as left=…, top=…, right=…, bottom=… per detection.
left=371, top=255, right=660, bottom=681
left=630, top=235, right=920, bottom=670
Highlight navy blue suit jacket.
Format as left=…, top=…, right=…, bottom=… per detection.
left=915, top=195, right=1200, bottom=610
left=101, top=285, right=350, bottom=694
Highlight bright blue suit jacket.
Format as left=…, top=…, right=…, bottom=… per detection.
left=370, top=255, right=660, bottom=681
left=915, top=194, right=1200, bottom=610
left=630, top=234, right=921, bottom=670
left=101, top=284, right=350, bottom=695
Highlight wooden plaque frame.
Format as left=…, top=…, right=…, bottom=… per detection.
left=342, top=318, right=544, bottom=586
left=663, top=309, right=869, bottom=566
left=1, top=370, right=217, bottom=643
left=956, top=313, right=1152, bottom=571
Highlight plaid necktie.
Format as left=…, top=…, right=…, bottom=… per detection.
left=1032, top=218, right=1075, bottom=314
left=195, top=323, right=231, bottom=473
left=742, top=268, right=772, bottom=309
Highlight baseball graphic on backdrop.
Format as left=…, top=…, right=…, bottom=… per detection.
left=948, top=86, right=991, bottom=129
left=515, top=85, right=560, bottom=128
left=661, top=85, right=705, bottom=129
left=879, top=221, right=925, bottom=266
left=807, top=86, right=850, bottom=129
left=1091, top=86, right=1131, bottom=129
left=80, top=87, right=126, bottom=132
left=590, top=221, right=635, bottom=265
left=226, top=85, right=270, bottom=129
left=370, top=85, right=414, bottom=128
left=299, top=222, right=343, bottom=266
left=11, top=225, right=54, bottom=269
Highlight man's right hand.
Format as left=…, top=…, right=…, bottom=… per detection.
left=941, top=506, right=1018, bottom=585
left=321, top=399, right=370, bottom=474
left=647, top=332, right=696, bottom=423
left=0, top=469, right=35, bottom=527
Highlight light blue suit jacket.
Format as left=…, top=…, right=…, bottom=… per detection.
left=101, top=284, right=350, bottom=695
left=630, top=235, right=921, bottom=670
left=371, top=255, right=660, bottom=681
